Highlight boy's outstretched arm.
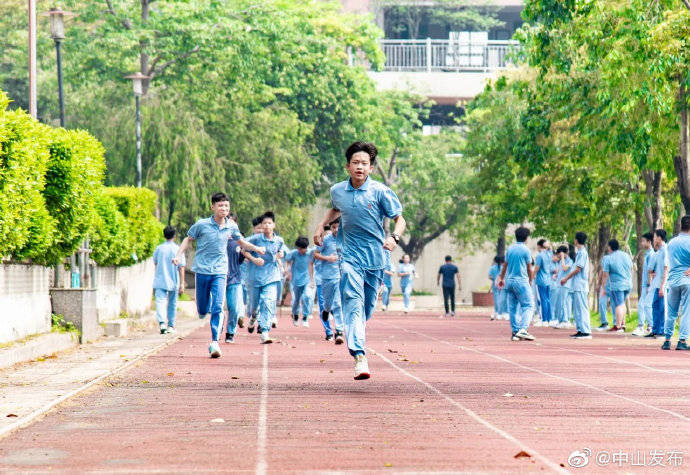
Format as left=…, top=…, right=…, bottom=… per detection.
left=314, top=208, right=341, bottom=246
left=384, top=215, right=406, bottom=251
left=172, top=237, right=193, bottom=266
left=238, top=238, right=265, bottom=255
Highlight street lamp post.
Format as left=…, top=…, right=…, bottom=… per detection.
left=43, top=8, right=74, bottom=128
left=124, top=72, right=149, bottom=187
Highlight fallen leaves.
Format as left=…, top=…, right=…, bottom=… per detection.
left=6, top=414, right=18, bottom=418
left=514, top=451, right=531, bottom=459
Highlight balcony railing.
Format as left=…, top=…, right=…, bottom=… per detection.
left=379, top=39, right=519, bottom=72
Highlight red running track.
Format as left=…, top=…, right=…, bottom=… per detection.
left=1, top=311, right=689, bottom=473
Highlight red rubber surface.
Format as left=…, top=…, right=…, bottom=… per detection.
left=1, top=311, right=689, bottom=473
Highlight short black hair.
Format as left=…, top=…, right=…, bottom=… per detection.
left=163, top=226, right=176, bottom=240
left=262, top=211, right=275, bottom=222
left=557, top=245, right=568, bottom=254
left=515, top=226, right=530, bottom=242
left=575, top=231, right=587, bottom=245
left=608, top=239, right=619, bottom=251
left=654, top=228, right=667, bottom=242
left=537, top=238, right=546, bottom=247
left=682, top=216, right=690, bottom=232
left=252, top=216, right=264, bottom=227
left=642, top=232, right=654, bottom=242
left=445, top=255, right=452, bottom=262
left=328, top=218, right=340, bottom=227
left=295, top=236, right=309, bottom=249
left=323, top=224, right=331, bottom=231
left=211, top=192, right=229, bottom=204
left=345, top=141, right=378, bottom=164
left=494, top=255, right=504, bottom=265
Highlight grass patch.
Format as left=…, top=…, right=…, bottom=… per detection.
left=51, top=313, right=78, bottom=334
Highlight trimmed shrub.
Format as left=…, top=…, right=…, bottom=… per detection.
left=100, top=187, right=162, bottom=265
left=89, top=192, right=131, bottom=266
left=0, top=92, right=55, bottom=260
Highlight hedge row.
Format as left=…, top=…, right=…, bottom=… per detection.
left=0, top=91, right=162, bottom=266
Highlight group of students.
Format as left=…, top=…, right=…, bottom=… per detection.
left=152, top=141, right=406, bottom=380
left=487, top=221, right=690, bottom=350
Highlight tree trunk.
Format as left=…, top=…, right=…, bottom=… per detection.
left=674, top=81, right=690, bottom=214
left=167, top=199, right=176, bottom=226
left=590, top=224, right=611, bottom=308
left=496, top=226, right=506, bottom=257
left=642, top=169, right=663, bottom=230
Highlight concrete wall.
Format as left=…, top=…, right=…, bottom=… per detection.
left=95, top=259, right=155, bottom=322
left=0, top=264, right=52, bottom=344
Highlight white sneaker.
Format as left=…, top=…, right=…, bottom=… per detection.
left=516, top=329, right=535, bottom=341
left=632, top=326, right=645, bottom=336
left=556, top=322, right=568, bottom=329
left=261, top=332, right=273, bottom=344
left=209, top=341, right=222, bottom=358
left=502, top=314, right=510, bottom=320
left=292, top=317, right=299, bottom=327
left=549, top=320, right=559, bottom=328
left=302, top=319, right=309, bottom=328
left=404, top=308, right=409, bottom=314
left=381, top=305, right=387, bottom=312
left=490, top=313, right=496, bottom=320
left=166, top=326, right=177, bottom=334
left=354, top=355, right=370, bottom=380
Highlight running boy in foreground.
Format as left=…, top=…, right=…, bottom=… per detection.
left=314, top=141, right=406, bottom=380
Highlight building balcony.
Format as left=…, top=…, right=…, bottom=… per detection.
left=378, top=38, right=519, bottom=72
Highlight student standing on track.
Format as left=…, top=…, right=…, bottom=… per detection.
left=533, top=239, right=553, bottom=326
left=437, top=255, right=460, bottom=317
left=561, top=231, right=592, bottom=339
left=497, top=227, right=536, bottom=342
left=152, top=226, right=185, bottom=335
left=552, top=245, right=573, bottom=328
left=173, top=193, right=265, bottom=358
left=313, top=219, right=345, bottom=344
left=489, top=256, right=506, bottom=320
left=314, top=141, right=405, bottom=380
left=661, top=215, right=690, bottom=351
left=380, top=250, right=395, bottom=312
left=397, top=254, right=416, bottom=314
left=600, top=239, right=633, bottom=333
left=633, top=232, right=655, bottom=336
left=595, top=249, right=613, bottom=331
left=647, top=229, right=668, bottom=338
left=247, top=212, right=289, bottom=344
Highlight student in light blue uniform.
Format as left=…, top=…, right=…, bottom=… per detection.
left=152, top=226, right=186, bottom=334
left=247, top=211, right=289, bottom=343
left=560, top=231, right=591, bottom=339
left=533, top=239, right=553, bottom=325
left=314, top=219, right=345, bottom=344
left=313, top=226, right=334, bottom=339
left=600, top=239, right=633, bottom=332
left=497, top=227, right=535, bottom=341
left=648, top=229, right=668, bottom=338
left=634, top=232, right=655, bottom=336
left=661, top=215, right=690, bottom=351
left=397, top=254, right=416, bottom=313
left=489, top=255, right=505, bottom=320
left=244, top=216, right=265, bottom=331
left=381, top=250, right=395, bottom=311
left=174, top=193, right=264, bottom=358
left=314, top=141, right=405, bottom=380
left=552, top=245, right=573, bottom=327
left=595, top=252, right=613, bottom=331
left=285, top=236, right=315, bottom=327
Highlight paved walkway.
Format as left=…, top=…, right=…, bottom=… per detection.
left=1, top=310, right=689, bottom=473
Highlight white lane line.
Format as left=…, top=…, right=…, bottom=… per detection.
left=383, top=322, right=690, bottom=423
left=369, top=348, right=568, bottom=474
left=255, top=345, right=269, bottom=475
left=0, top=327, right=202, bottom=441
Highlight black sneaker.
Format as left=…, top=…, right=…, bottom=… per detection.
left=676, top=340, right=689, bottom=350
left=644, top=332, right=657, bottom=338
left=247, top=316, right=256, bottom=334
left=257, top=326, right=263, bottom=334
left=570, top=332, right=583, bottom=338
left=237, top=317, right=244, bottom=329
left=271, top=320, right=277, bottom=329
left=573, top=333, right=592, bottom=339
left=321, top=310, right=330, bottom=322
left=661, top=340, right=671, bottom=350
left=595, top=323, right=608, bottom=332
left=160, top=326, right=168, bottom=335
left=334, top=331, right=344, bottom=345
left=325, top=334, right=334, bottom=342
left=293, top=315, right=300, bottom=326
left=225, top=333, right=234, bottom=344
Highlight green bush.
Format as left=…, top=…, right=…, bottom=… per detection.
left=40, top=129, right=106, bottom=264
left=89, top=192, right=132, bottom=266
left=98, top=186, right=163, bottom=266
left=0, top=92, right=54, bottom=260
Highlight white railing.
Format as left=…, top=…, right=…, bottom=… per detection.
left=379, top=39, right=519, bottom=72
